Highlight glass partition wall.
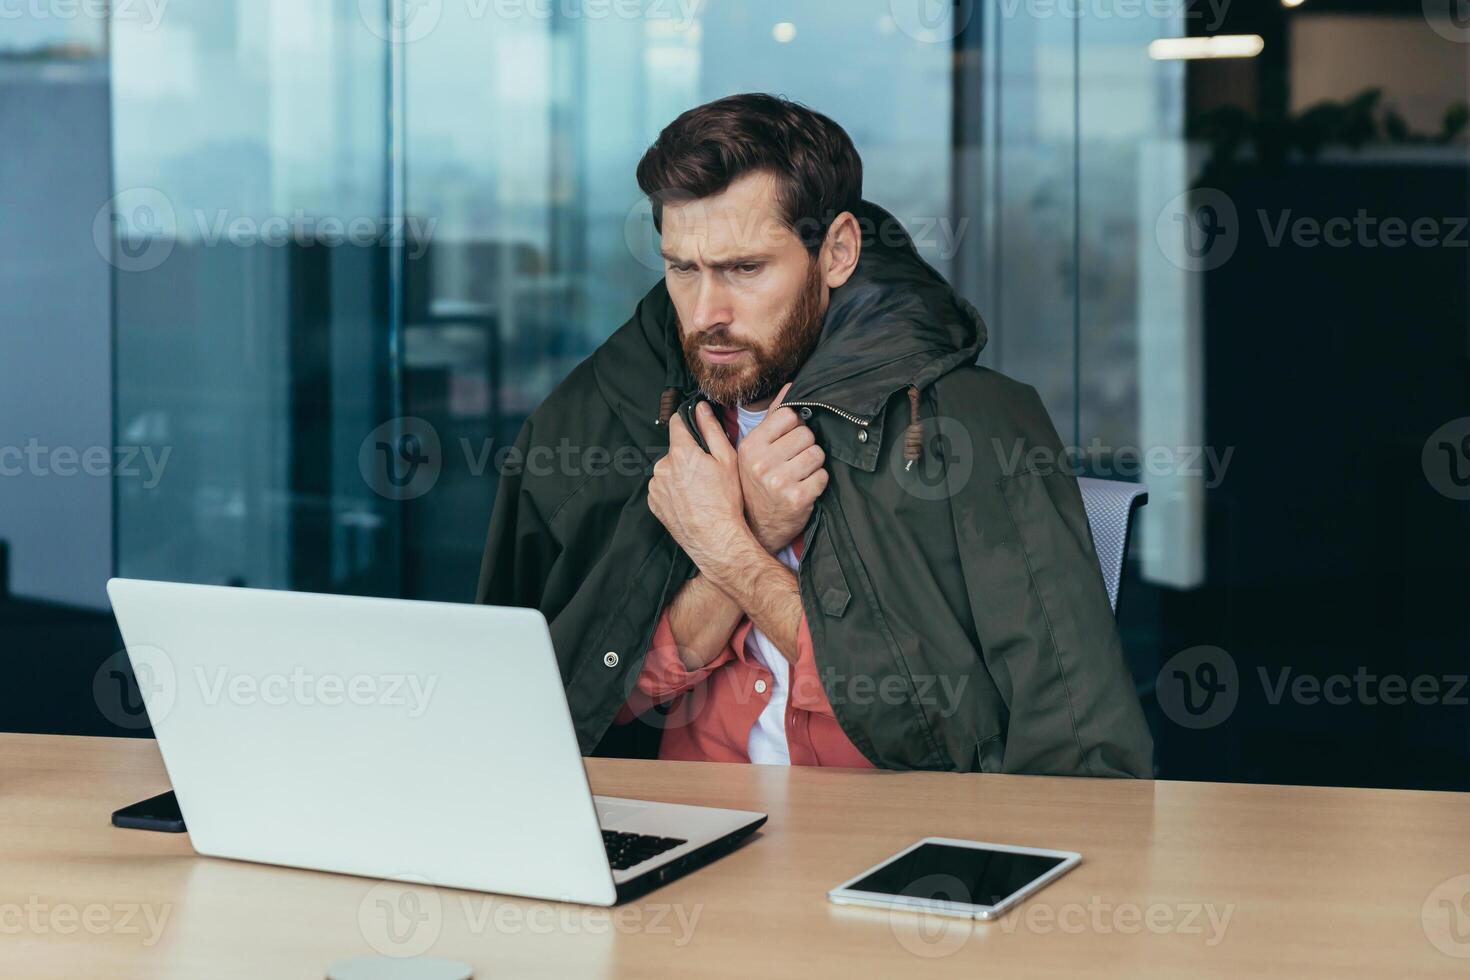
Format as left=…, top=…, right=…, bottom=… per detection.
left=109, top=1, right=1470, bottom=788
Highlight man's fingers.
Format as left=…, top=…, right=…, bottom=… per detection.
left=771, top=382, right=794, bottom=410
left=694, top=401, right=736, bottom=462
left=800, top=466, right=830, bottom=498
left=768, top=425, right=816, bottom=461
left=667, top=409, right=693, bottom=447
left=753, top=405, right=800, bottom=442
left=783, top=444, right=826, bottom=482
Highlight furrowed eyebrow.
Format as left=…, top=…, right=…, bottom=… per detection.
left=659, top=252, right=772, bottom=270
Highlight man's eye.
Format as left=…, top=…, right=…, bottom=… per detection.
left=734, top=263, right=762, bottom=275
left=668, top=264, right=696, bottom=276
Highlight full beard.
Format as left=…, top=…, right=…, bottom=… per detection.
left=679, top=258, right=826, bottom=407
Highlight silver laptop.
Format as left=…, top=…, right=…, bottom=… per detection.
left=106, top=578, right=766, bottom=906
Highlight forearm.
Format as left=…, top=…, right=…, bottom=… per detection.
left=666, top=572, right=744, bottom=671
left=698, top=531, right=803, bottom=663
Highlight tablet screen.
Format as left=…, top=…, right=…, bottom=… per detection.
left=848, top=843, right=1066, bottom=907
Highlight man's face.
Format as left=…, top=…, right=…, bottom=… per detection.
left=661, top=172, right=828, bottom=408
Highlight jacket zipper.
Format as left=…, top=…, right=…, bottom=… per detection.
left=782, top=400, right=871, bottom=427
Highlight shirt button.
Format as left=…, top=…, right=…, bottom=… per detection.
left=798, top=407, right=813, bottom=421
left=857, top=429, right=869, bottom=443
left=603, top=651, right=619, bottom=667
left=754, top=679, right=768, bottom=694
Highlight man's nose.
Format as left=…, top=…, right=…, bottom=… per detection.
left=691, top=275, right=734, bottom=332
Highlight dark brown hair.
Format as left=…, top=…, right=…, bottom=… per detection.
left=635, top=93, right=863, bottom=255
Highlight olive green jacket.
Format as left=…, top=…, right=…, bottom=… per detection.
left=476, top=202, right=1153, bottom=777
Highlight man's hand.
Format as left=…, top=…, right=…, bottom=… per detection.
left=647, top=402, right=756, bottom=570
left=738, top=383, right=829, bottom=553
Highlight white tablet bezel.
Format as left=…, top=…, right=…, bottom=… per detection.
left=827, top=836, right=1082, bottom=920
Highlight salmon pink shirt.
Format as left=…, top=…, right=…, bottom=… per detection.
left=615, top=405, right=873, bottom=769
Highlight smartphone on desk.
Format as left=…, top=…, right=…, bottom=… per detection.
left=828, top=837, right=1080, bottom=920
left=112, top=790, right=186, bottom=833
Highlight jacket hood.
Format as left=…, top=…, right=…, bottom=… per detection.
left=595, top=199, right=986, bottom=439
left=780, top=199, right=987, bottom=421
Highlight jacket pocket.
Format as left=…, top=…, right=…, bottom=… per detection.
left=973, top=732, right=1005, bottom=773
left=806, top=510, right=851, bottom=618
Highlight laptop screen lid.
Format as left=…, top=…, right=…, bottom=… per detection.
left=106, top=578, right=618, bottom=906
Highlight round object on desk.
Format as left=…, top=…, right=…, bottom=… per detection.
left=326, top=956, right=473, bottom=980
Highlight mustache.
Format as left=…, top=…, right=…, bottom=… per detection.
left=684, top=329, right=761, bottom=352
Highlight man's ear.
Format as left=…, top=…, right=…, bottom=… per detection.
left=820, top=211, right=862, bottom=290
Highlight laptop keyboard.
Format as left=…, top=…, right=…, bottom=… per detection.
left=602, top=830, right=688, bottom=871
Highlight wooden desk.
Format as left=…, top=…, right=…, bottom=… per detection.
left=4, top=734, right=1469, bottom=978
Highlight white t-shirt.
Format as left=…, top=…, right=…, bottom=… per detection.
left=734, top=404, right=799, bottom=765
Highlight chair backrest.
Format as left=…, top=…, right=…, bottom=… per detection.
left=1076, top=477, right=1148, bottom=615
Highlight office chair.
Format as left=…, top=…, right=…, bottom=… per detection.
left=1076, top=477, right=1148, bottom=616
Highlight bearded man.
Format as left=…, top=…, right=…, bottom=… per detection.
left=476, top=93, right=1153, bottom=776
